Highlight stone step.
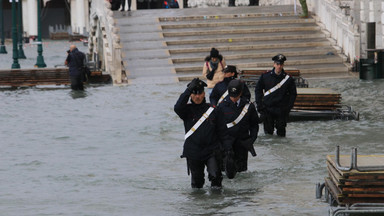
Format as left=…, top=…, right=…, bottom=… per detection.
left=165, top=32, right=325, bottom=45
left=169, top=41, right=332, bottom=55
left=171, top=48, right=340, bottom=63
left=175, top=57, right=346, bottom=73
left=177, top=70, right=354, bottom=82
left=160, top=18, right=315, bottom=29
left=162, top=25, right=320, bottom=37
left=167, top=38, right=330, bottom=49
left=177, top=65, right=351, bottom=81
left=157, top=11, right=296, bottom=22
left=159, top=15, right=307, bottom=24
left=170, top=46, right=340, bottom=59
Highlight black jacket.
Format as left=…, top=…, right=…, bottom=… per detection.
left=174, top=89, right=221, bottom=161
left=217, top=97, right=259, bottom=151
left=210, top=77, right=251, bottom=107
left=255, top=68, right=297, bottom=117
left=66, top=48, right=85, bottom=77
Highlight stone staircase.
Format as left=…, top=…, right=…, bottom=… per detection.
left=114, top=6, right=352, bottom=84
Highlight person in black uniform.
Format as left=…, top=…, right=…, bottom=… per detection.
left=65, top=45, right=86, bottom=90
left=174, top=78, right=223, bottom=189
left=217, top=79, right=259, bottom=178
left=255, top=54, right=297, bottom=137
left=210, top=65, right=251, bottom=107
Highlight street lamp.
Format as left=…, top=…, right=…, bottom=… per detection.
left=17, top=0, right=26, bottom=58
left=35, top=0, right=46, bottom=68
left=11, top=0, right=20, bottom=68
left=0, top=0, right=8, bottom=54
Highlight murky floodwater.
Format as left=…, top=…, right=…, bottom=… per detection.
left=1, top=77, right=384, bottom=216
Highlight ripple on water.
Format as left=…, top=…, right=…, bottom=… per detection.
left=0, top=79, right=384, bottom=215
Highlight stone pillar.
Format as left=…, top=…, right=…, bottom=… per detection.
left=70, top=0, right=86, bottom=35
left=382, top=1, right=384, bottom=48
left=76, top=0, right=85, bottom=34
left=360, top=0, right=369, bottom=58
left=26, top=0, right=37, bottom=37
left=84, top=0, right=90, bottom=33
left=132, top=0, right=137, bottom=10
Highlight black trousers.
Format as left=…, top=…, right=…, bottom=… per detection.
left=70, top=75, right=84, bottom=91
left=121, top=0, right=132, bottom=10
left=187, top=156, right=222, bottom=188
left=233, top=142, right=248, bottom=172
left=263, top=113, right=287, bottom=137
left=249, top=0, right=258, bottom=5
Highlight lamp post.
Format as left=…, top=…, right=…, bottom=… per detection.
left=34, top=0, right=46, bottom=68
left=17, top=0, right=26, bottom=58
left=11, top=0, right=20, bottom=68
left=0, top=0, right=8, bottom=54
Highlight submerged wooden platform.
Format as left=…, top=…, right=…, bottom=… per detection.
left=0, top=68, right=111, bottom=87
left=325, top=154, right=384, bottom=205
left=294, top=88, right=341, bottom=110
left=239, top=68, right=308, bottom=87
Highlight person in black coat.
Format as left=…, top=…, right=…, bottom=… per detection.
left=174, top=78, right=223, bottom=189
left=210, top=65, right=251, bottom=107
left=65, top=45, right=85, bottom=90
left=217, top=79, right=259, bottom=178
left=255, top=54, right=297, bottom=137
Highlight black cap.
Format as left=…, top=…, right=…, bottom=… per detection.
left=210, top=48, right=219, bottom=58
left=223, top=65, right=237, bottom=73
left=272, top=54, right=286, bottom=64
left=191, top=79, right=207, bottom=94
left=228, top=79, right=244, bottom=97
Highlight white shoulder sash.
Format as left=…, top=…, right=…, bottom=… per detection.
left=226, top=104, right=250, bottom=128
left=218, top=90, right=228, bottom=104
left=264, top=75, right=289, bottom=97
left=184, top=107, right=215, bottom=140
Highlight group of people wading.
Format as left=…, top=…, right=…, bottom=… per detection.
left=174, top=48, right=297, bottom=189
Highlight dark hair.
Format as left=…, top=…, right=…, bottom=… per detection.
left=204, top=55, right=223, bottom=62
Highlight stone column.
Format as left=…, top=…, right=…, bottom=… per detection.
left=26, top=0, right=37, bottom=37
left=360, top=0, right=369, bottom=58
left=132, top=0, right=137, bottom=10
left=76, top=0, right=85, bottom=34
left=382, top=1, right=384, bottom=48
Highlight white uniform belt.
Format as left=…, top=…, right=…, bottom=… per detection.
left=226, top=104, right=250, bottom=128
left=218, top=90, right=228, bottom=104
left=264, top=75, right=289, bottom=97
left=184, top=107, right=214, bottom=140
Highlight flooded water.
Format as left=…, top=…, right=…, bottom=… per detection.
left=1, top=77, right=384, bottom=216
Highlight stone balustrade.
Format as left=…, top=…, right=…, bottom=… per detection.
left=88, top=0, right=126, bottom=85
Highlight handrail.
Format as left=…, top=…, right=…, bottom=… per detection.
left=88, top=0, right=126, bottom=85
left=307, top=0, right=360, bottom=65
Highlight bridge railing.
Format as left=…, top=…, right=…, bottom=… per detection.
left=260, top=0, right=360, bottom=65
left=308, top=0, right=360, bottom=64
left=89, top=0, right=126, bottom=85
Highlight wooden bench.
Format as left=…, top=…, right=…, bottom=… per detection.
left=239, top=68, right=308, bottom=88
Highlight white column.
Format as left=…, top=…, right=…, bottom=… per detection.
left=132, top=0, right=137, bottom=11
left=76, top=0, right=85, bottom=34
left=382, top=2, right=384, bottom=48
left=70, top=0, right=77, bottom=33
left=26, top=0, right=37, bottom=36
left=84, top=0, right=90, bottom=33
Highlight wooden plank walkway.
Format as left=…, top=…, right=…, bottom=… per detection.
left=325, top=154, right=384, bottom=205
left=0, top=68, right=111, bottom=87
